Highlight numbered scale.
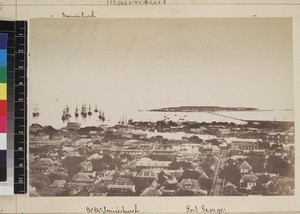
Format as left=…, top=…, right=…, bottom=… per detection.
left=0, top=20, right=27, bottom=194
left=14, top=21, right=27, bottom=194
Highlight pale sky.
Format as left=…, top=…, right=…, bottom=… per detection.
left=29, top=18, right=293, bottom=116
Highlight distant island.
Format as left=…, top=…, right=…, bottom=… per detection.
left=150, top=106, right=258, bottom=112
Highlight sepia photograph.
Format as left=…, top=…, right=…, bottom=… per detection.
left=28, top=18, right=294, bottom=197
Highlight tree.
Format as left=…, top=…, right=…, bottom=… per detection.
left=62, top=156, right=83, bottom=178
left=169, top=159, right=192, bottom=170
left=177, top=189, right=194, bottom=196
left=220, top=162, right=241, bottom=186
left=180, top=170, right=201, bottom=181
left=199, top=178, right=213, bottom=190
left=266, top=155, right=294, bottom=177
left=246, top=154, right=266, bottom=173
left=30, top=173, right=51, bottom=191
left=158, top=171, right=168, bottom=184
left=48, top=171, right=68, bottom=183
left=188, top=136, right=204, bottom=144
left=120, top=153, right=133, bottom=161
left=200, top=154, right=216, bottom=177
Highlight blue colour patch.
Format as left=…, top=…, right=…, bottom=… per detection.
left=0, top=50, right=7, bottom=67
left=0, top=34, right=7, bottom=49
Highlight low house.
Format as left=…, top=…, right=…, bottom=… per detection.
left=219, top=128, right=231, bottom=135
left=80, top=161, right=93, bottom=172
left=141, top=187, right=162, bottom=196
left=72, top=173, right=95, bottom=185
left=51, top=180, right=66, bottom=188
left=199, top=145, right=221, bottom=154
left=34, top=132, right=49, bottom=142
left=136, top=169, right=158, bottom=182
left=88, top=131, right=98, bottom=138
left=173, top=144, right=200, bottom=155
left=29, top=123, right=43, bottom=132
left=89, top=182, right=109, bottom=196
left=78, top=171, right=97, bottom=179
left=230, top=145, right=242, bottom=155
left=121, top=149, right=143, bottom=157
left=163, top=169, right=184, bottom=180
left=178, top=178, right=201, bottom=191
left=87, top=153, right=103, bottom=161
left=29, top=134, right=36, bottom=141
left=199, top=172, right=209, bottom=180
left=67, top=131, right=80, bottom=139
left=130, top=130, right=147, bottom=139
left=50, top=131, right=64, bottom=140
left=223, top=181, right=238, bottom=196
left=239, top=161, right=252, bottom=174
left=37, top=158, right=54, bottom=166
left=62, top=146, right=75, bottom=153
left=97, top=170, right=115, bottom=181
left=135, top=157, right=171, bottom=172
left=231, top=138, right=259, bottom=150
left=178, top=179, right=208, bottom=196
left=67, top=151, right=82, bottom=158
left=91, top=140, right=102, bottom=151
left=240, top=173, right=258, bottom=190
left=112, top=130, right=133, bottom=139
left=65, top=183, right=83, bottom=196
left=265, top=132, right=294, bottom=144
left=159, top=180, right=178, bottom=196
left=107, top=178, right=135, bottom=195
left=65, top=122, right=81, bottom=130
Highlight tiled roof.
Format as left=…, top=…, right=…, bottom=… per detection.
left=52, top=180, right=66, bottom=186
left=178, top=179, right=200, bottom=190
left=73, top=173, right=94, bottom=182
left=199, top=172, right=209, bottom=179
left=136, top=169, right=158, bottom=179
left=37, top=158, right=54, bottom=166
left=239, top=161, right=252, bottom=171
left=141, top=187, right=162, bottom=196
left=88, top=153, right=102, bottom=160
left=37, top=132, right=48, bottom=137
left=240, top=173, right=258, bottom=182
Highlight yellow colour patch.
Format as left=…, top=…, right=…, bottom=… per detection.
left=0, top=83, right=7, bottom=100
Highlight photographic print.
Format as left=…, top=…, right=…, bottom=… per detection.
left=28, top=18, right=294, bottom=197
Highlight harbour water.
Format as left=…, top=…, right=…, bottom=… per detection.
left=29, top=103, right=294, bottom=129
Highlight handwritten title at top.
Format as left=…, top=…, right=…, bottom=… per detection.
left=106, top=0, right=167, bottom=5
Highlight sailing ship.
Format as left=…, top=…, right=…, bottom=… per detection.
left=32, top=105, right=40, bottom=118
left=75, top=106, right=79, bottom=119
left=65, top=105, right=71, bottom=119
left=88, top=105, right=92, bottom=117
left=61, top=108, right=66, bottom=122
left=61, top=105, right=72, bottom=122
left=98, top=110, right=105, bottom=122
left=81, top=104, right=87, bottom=118
left=118, top=114, right=127, bottom=125
left=94, top=105, right=98, bottom=113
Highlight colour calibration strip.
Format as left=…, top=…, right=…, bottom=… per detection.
left=0, top=33, right=7, bottom=182
left=0, top=20, right=27, bottom=194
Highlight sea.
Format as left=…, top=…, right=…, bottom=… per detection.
left=29, top=104, right=294, bottom=130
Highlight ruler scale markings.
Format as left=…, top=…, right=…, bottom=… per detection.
left=0, top=20, right=28, bottom=194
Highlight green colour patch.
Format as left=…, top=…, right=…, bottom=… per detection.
left=0, top=68, right=7, bottom=83
left=0, top=66, right=6, bottom=73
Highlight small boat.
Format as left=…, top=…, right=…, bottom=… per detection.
left=81, top=104, right=87, bottom=118
left=32, top=106, right=40, bottom=118
left=98, top=110, right=105, bottom=122
left=88, top=105, right=92, bottom=117
left=94, top=105, right=99, bottom=113
left=75, top=106, right=79, bottom=118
